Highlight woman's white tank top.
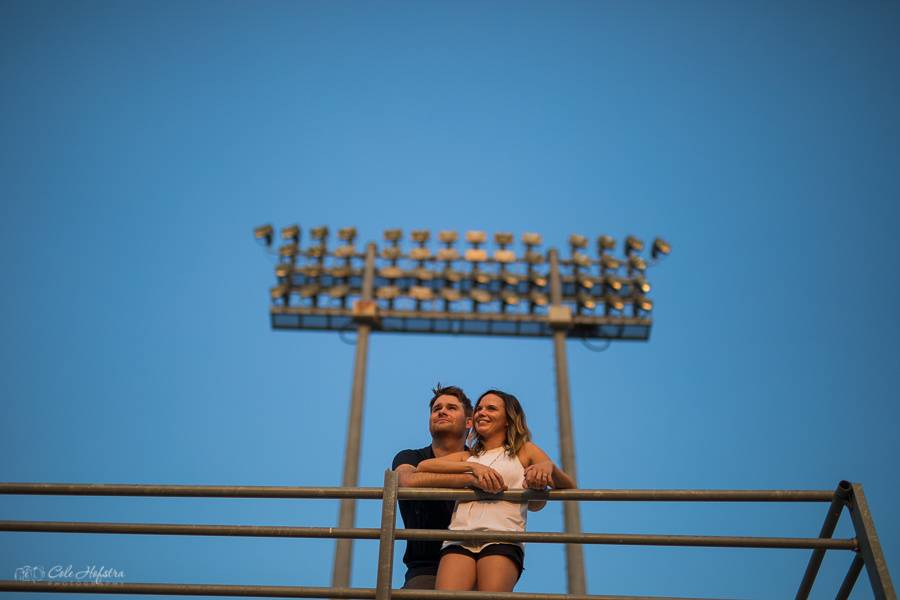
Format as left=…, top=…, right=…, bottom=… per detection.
left=444, top=446, right=527, bottom=552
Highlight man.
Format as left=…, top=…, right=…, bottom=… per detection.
left=391, top=384, right=505, bottom=590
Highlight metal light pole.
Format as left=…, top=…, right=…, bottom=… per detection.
left=548, top=248, right=586, bottom=594
left=332, top=242, right=376, bottom=590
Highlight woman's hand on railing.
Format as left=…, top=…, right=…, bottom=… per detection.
left=524, top=461, right=555, bottom=489
left=469, top=463, right=507, bottom=493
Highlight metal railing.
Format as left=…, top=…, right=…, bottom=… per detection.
left=0, top=472, right=895, bottom=599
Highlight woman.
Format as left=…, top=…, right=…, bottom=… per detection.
left=416, top=389, right=576, bottom=592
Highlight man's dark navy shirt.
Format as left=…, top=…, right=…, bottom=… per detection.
left=391, top=446, right=457, bottom=582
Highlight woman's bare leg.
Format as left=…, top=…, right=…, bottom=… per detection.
left=435, top=553, right=477, bottom=590
left=475, top=555, right=519, bottom=592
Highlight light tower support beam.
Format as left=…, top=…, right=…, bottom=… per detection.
left=548, top=248, right=587, bottom=595
left=332, top=242, right=377, bottom=590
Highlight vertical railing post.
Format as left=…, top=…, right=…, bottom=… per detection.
left=795, top=480, right=852, bottom=599
left=332, top=242, right=378, bottom=591
left=548, top=248, right=587, bottom=595
left=848, top=483, right=897, bottom=600
left=376, top=469, right=399, bottom=600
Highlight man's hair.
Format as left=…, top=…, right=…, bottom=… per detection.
left=429, top=383, right=473, bottom=416
left=468, top=388, right=532, bottom=456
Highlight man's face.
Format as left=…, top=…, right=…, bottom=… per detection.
left=429, top=394, right=472, bottom=439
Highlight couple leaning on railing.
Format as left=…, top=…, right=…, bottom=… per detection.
left=391, top=384, right=576, bottom=594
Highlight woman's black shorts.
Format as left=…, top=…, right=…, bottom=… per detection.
left=440, top=544, right=524, bottom=579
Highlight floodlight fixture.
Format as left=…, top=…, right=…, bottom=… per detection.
left=381, top=247, right=402, bottom=261
left=624, top=235, right=644, bottom=255
left=573, top=252, right=591, bottom=268
left=470, top=288, right=492, bottom=304
left=338, top=227, right=357, bottom=242
left=577, top=291, right=597, bottom=311
left=465, top=248, right=488, bottom=262
left=254, top=224, right=274, bottom=246
left=604, top=294, right=626, bottom=313
left=275, top=263, right=293, bottom=278
left=652, top=237, right=671, bottom=260
left=409, top=247, right=431, bottom=261
left=377, top=286, right=401, bottom=301
left=522, top=232, right=543, bottom=246
left=328, top=284, right=350, bottom=299
left=409, top=286, right=434, bottom=302
left=437, top=247, right=460, bottom=262
left=438, top=230, right=458, bottom=244
left=604, top=275, right=624, bottom=292
left=569, top=234, right=588, bottom=249
left=466, top=230, right=487, bottom=245
left=334, top=244, right=356, bottom=258
left=628, top=255, right=648, bottom=273
left=633, top=296, right=653, bottom=314
left=494, top=249, right=516, bottom=263
left=598, top=235, right=616, bottom=252
left=495, top=232, right=514, bottom=246
left=411, top=229, right=430, bottom=244
left=279, top=243, right=299, bottom=258
left=311, top=226, right=329, bottom=241
left=600, top=254, right=621, bottom=271
left=270, top=284, right=289, bottom=303
left=632, top=275, right=651, bottom=294
left=441, top=288, right=461, bottom=303
left=529, top=289, right=549, bottom=306
left=281, top=225, right=300, bottom=244
left=501, top=290, right=520, bottom=306
left=299, top=283, right=320, bottom=298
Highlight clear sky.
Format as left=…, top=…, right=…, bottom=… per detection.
left=1, top=1, right=899, bottom=598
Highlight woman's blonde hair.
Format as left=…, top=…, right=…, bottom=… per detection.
left=468, top=389, right=531, bottom=456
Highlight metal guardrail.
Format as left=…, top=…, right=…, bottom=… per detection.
left=0, top=472, right=895, bottom=600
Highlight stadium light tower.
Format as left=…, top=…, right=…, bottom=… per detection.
left=254, top=225, right=670, bottom=594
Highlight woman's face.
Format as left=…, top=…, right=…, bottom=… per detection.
left=473, top=393, right=508, bottom=440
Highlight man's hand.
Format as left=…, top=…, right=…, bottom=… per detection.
left=524, top=460, right=554, bottom=489
left=470, top=463, right=506, bottom=493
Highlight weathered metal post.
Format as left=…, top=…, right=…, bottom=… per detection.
left=375, top=469, right=399, bottom=600
left=547, top=248, right=586, bottom=595
left=847, top=483, right=897, bottom=600
left=332, top=242, right=377, bottom=590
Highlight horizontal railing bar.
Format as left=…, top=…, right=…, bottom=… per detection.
left=0, top=581, right=732, bottom=600
left=0, top=520, right=857, bottom=550
left=0, top=483, right=835, bottom=502
left=0, top=521, right=381, bottom=539
left=402, top=529, right=856, bottom=550
left=0, top=483, right=384, bottom=499
left=400, top=489, right=835, bottom=502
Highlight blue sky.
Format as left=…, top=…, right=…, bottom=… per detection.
left=1, top=1, right=898, bottom=598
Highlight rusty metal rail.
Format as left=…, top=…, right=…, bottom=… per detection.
left=0, top=581, right=731, bottom=600
left=0, top=472, right=895, bottom=600
left=0, top=482, right=836, bottom=501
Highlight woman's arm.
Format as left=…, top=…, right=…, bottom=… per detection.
left=417, top=451, right=506, bottom=493
left=415, top=451, right=474, bottom=474
left=522, top=442, right=576, bottom=489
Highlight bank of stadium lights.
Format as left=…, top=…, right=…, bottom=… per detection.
left=254, top=226, right=670, bottom=338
